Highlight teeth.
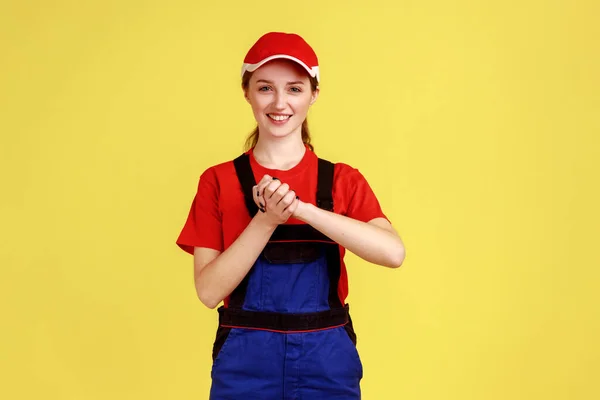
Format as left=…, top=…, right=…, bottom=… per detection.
left=268, top=114, right=291, bottom=121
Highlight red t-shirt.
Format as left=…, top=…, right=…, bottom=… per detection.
left=176, top=146, right=388, bottom=305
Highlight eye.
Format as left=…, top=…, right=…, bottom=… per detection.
left=289, top=87, right=302, bottom=93
left=258, top=86, right=272, bottom=91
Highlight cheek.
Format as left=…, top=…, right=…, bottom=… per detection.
left=292, top=97, right=312, bottom=114
left=247, top=95, right=267, bottom=115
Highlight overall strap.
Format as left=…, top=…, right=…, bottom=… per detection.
left=229, top=154, right=256, bottom=308
left=316, top=158, right=343, bottom=309
left=233, top=154, right=259, bottom=217
left=316, top=158, right=334, bottom=211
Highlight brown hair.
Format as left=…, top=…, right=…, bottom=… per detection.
left=241, top=70, right=319, bottom=152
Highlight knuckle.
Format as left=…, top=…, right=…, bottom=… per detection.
left=265, top=184, right=276, bottom=194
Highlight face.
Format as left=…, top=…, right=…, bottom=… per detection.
left=244, top=59, right=319, bottom=141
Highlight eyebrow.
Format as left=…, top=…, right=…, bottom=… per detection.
left=256, top=79, right=305, bottom=85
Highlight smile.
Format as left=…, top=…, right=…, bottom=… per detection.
left=267, top=114, right=292, bottom=121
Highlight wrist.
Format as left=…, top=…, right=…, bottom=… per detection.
left=252, top=211, right=279, bottom=231
left=294, top=201, right=315, bottom=222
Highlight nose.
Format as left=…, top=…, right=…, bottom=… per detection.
left=273, top=91, right=287, bottom=110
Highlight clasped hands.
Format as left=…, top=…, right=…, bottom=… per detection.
left=252, top=174, right=303, bottom=226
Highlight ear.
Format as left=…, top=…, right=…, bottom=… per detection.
left=243, top=88, right=250, bottom=103
left=309, top=88, right=320, bottom=106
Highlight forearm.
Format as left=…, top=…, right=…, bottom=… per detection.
left=195, top=215, right=275, bottom=308
left=295, top=203, right=405, bottom=268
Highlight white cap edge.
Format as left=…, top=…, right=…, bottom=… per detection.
left=241, top=54, right=320, bottom=83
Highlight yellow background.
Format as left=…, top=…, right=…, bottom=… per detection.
left=1, top=0, right=598, bottom=399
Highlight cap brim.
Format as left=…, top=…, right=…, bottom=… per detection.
left=241, top=54, right=320, bottom=82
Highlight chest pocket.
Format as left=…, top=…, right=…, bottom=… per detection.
left=262, top=242, right=322, bottom=264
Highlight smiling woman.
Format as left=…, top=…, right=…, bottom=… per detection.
left=241, top=61, right=319, bottom=151
left=175, top=31, right=405, bottom=399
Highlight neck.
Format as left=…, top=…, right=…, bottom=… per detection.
left=253, top=133, right=307, bottom=171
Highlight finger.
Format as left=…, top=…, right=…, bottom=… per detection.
left=255, top=175, right=272, bottom=197
left=255, top=175, right=275, bottom=211
left=270, top=183, right=290, bottom=203
left=275, top=191, right=295, bottom=217
left=263, top=180, right=283, bottom=200
left=257, top=174, right=272, bottom=188
left=277, top=190, right=296, bottom=209
left=252, top=184, right=265, bottom=212
left=285, top=197, right=300, bottom=216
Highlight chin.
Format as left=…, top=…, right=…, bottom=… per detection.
left=260, top=125, right=301, bottom=139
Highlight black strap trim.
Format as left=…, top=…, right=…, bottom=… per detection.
left=211, top=326, right=232, bottom=361
left=228, top=276, right=250, bottom=309
left=218, top=304, right=350, bottom=331
left=233, top=154, right=258, bottom=217
left=325, top=243, right=343, bottom=308
left=270, top=224, right=334, bottom=243
left=229, top=153, right=256, bottom=308
left=317, top=158, right=334, bottom=211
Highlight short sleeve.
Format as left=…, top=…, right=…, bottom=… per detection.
left=176, top=168, right=224, bottom=255
left=338, top=166, right=389, bottom=223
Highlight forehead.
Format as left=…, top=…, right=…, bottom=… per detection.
left=250, top=59, right=309, bottom=82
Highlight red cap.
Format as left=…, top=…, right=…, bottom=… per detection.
left=241, top=32, right=320, bottom=83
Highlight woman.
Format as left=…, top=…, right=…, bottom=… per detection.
left=176, top=31, right=405, bottom=399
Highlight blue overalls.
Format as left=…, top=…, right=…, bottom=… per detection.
left=209, top=154, right=363, bottom=399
